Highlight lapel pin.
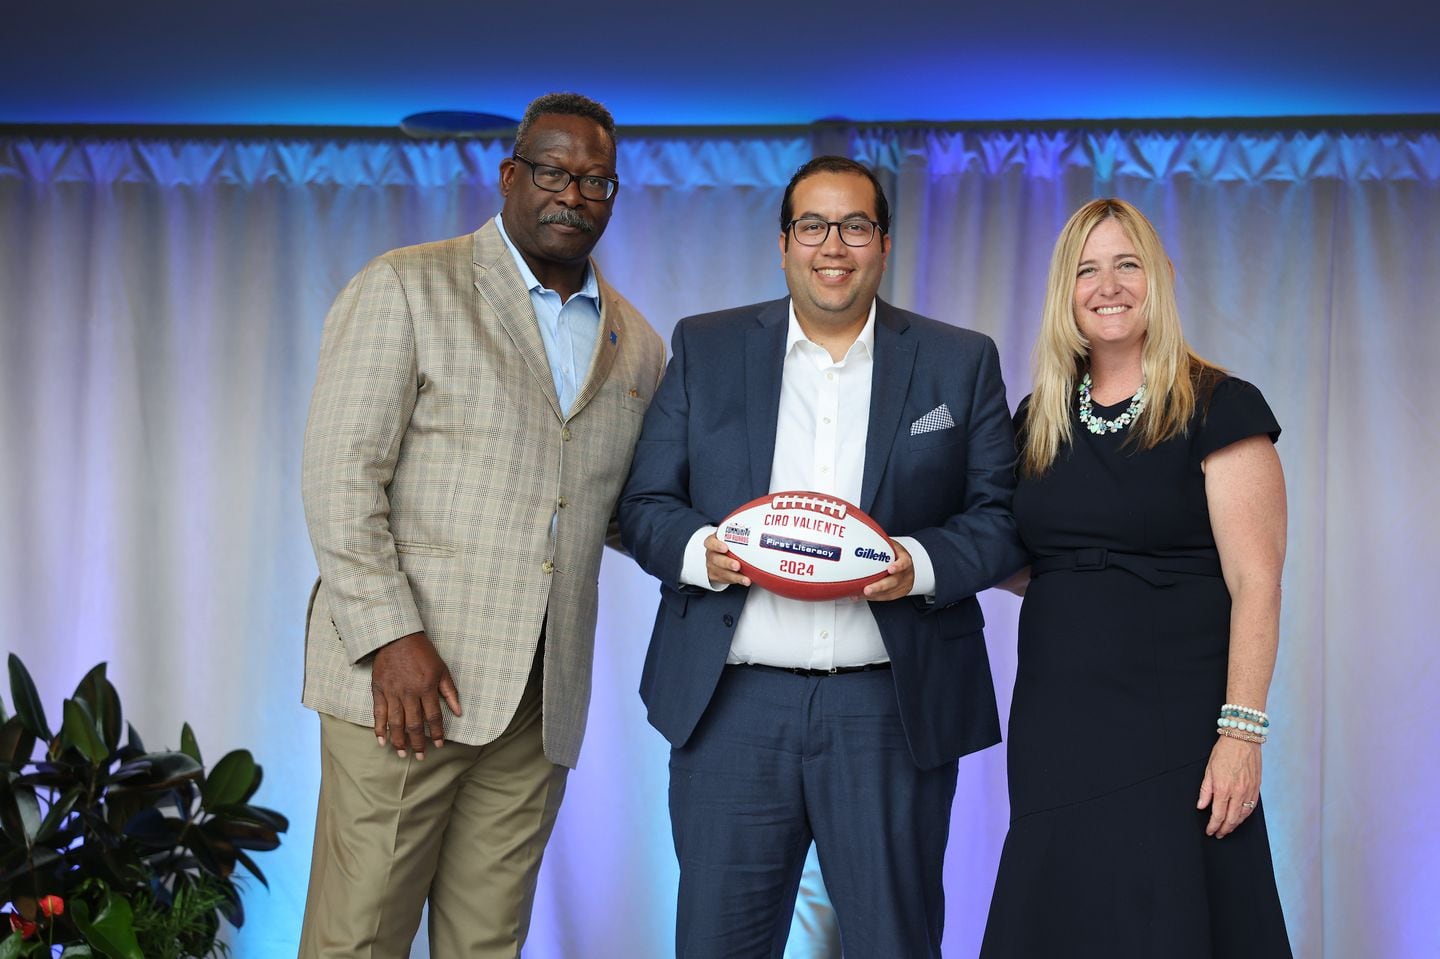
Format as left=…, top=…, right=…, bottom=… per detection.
left=609, top=330, right=618, bottom=345
left=627, top=388, right=640, bottom=398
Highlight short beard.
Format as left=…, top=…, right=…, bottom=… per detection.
left=539, top=209, right=594, bottom=234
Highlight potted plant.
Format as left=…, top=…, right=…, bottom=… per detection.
left=1, top=654, right=287, bottom=958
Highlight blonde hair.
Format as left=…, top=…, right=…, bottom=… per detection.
left=1020, top=198, right=1223, bottom=477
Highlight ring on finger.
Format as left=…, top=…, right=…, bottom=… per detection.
left=1241, top=800, right=1257, bottom=809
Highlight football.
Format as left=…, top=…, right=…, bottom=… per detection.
left=717, top=491, right=895, bottom=601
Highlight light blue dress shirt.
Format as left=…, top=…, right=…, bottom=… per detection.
left=494, top=215, right=602, bottom=417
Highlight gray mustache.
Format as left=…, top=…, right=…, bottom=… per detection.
left=539, top=209, right=595, bottom=234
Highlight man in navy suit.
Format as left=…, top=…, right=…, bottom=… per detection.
left=619, top=156, right=1025, bottom=957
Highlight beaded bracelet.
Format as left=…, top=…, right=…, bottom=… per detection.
left=1218, top=716, right=1271, bottom=735
left=1217, top=703, right=1270, bottom=743
left=1221, top=703, right=1270, bottom=723
left=1218, top=705, right=1270, bottom=735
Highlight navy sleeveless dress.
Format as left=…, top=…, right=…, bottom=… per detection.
left=980, top=377, right=1293, bottom=958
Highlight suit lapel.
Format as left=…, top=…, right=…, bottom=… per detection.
left=472, top=220, right=562, bottom=420
left=746, top=299, right=789, bottom=499
left=861, top=300, right=915, bottom=512
left=569, top=264, right=621, bottom=419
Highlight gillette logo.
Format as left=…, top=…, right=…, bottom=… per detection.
left=854, top=546, right=892, bottom=564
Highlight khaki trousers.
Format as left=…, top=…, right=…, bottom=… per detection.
left=298, top=660, right=567, bottom=959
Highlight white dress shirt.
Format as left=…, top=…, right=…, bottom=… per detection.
left=679, top=301, right=936, bottom=669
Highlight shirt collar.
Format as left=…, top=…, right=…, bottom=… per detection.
left=494, top=214, right=600, bottom=302
left=785, top=299, right=877, bottom=362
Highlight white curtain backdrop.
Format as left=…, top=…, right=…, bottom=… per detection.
left=2, top=121, right=1436, bottom=958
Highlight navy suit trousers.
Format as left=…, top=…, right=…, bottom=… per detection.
left=668, top=664, right=959, bottom=958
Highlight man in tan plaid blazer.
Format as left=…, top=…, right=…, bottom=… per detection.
left=298, top=93, right=663, bottom=958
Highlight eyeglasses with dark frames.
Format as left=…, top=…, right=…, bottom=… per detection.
left=512, top=153, right=619, bottom=202
left=785, top=216, right=885, bottom=247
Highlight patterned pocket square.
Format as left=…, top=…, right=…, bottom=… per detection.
left=911, top=404, right=955, bottom=435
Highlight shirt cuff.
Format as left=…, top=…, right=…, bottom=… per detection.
left=893, top=535, right=935, bottom=598
left=680, top=524, right=726, bottom=591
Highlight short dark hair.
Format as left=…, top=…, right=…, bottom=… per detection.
left=779, top=156, right=890, bottom=237
left=513, top=92, right=617, bottom=156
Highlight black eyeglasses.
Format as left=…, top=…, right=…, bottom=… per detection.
left=785, top=216, right=885, bottom=247
left=512, top=153, right=619, bottom=202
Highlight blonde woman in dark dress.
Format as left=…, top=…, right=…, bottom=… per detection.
left=982, top=199, right=1292, bottom=957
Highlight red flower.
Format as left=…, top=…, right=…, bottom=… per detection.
left=7, top=911, right=38, bottom=938
left=38, top=894, right=65, bottom=918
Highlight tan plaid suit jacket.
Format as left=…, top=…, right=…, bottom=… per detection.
left=301, top=218, right=664, bottom=768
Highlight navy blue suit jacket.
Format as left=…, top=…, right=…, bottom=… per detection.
left=619, top=297, right=1026, bottom=770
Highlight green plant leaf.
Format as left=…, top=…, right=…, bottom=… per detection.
left=120, top=807, right=183, bottom=848
left=215, top=817, right=282, bottom=852
left=106, top=752, right=202, bottom=795
left=71, top=893, right=144, bottom=959
left=61, top=699, right=109, bottom=764
left=141, top=751, right=203, bottom=787
left=73, top=665, right=122, bottom=754
left=0, top=845, right=60, bottom=885
left=233, top=847, right=269, bottom=887
left=216, top=881, right=245, bottom=927
left=209, top=802, right=290, bottom=833
left=179, top=722, right=201, bottom=764
left=100, top=759, right=150, bottom=787
left=73, top=661, right=108, bottom=700
left=32, top=784, right=81, bottom=844
left=240, top=762, right=263, bottom=803
left=100, top=784, right=147, bottom=837
left=0, top=716, right=36, bottom=771
left=0, top=931, right=24, bottom=959
left=185, top=831, right=232, bottom=879
left=201, top=750, right=256, bottom=809
left=59, top=946, right=96, bottom=958
left=6, top=655, right=51, bottom=741
left=0, top=780, right=41, bottom=842
left=12, top=762, right=77, bottom=789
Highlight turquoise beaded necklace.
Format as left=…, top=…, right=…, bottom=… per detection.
left=1077, top=372, right=1147, bottom=435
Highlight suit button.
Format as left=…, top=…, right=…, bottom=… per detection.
left=558, top=497, right=567, bottom=508
left=542, top=561, right=554, bottom=574
left=722, top=614, right=735, bottom=627
left=562, top=427, right=572, bottom=441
